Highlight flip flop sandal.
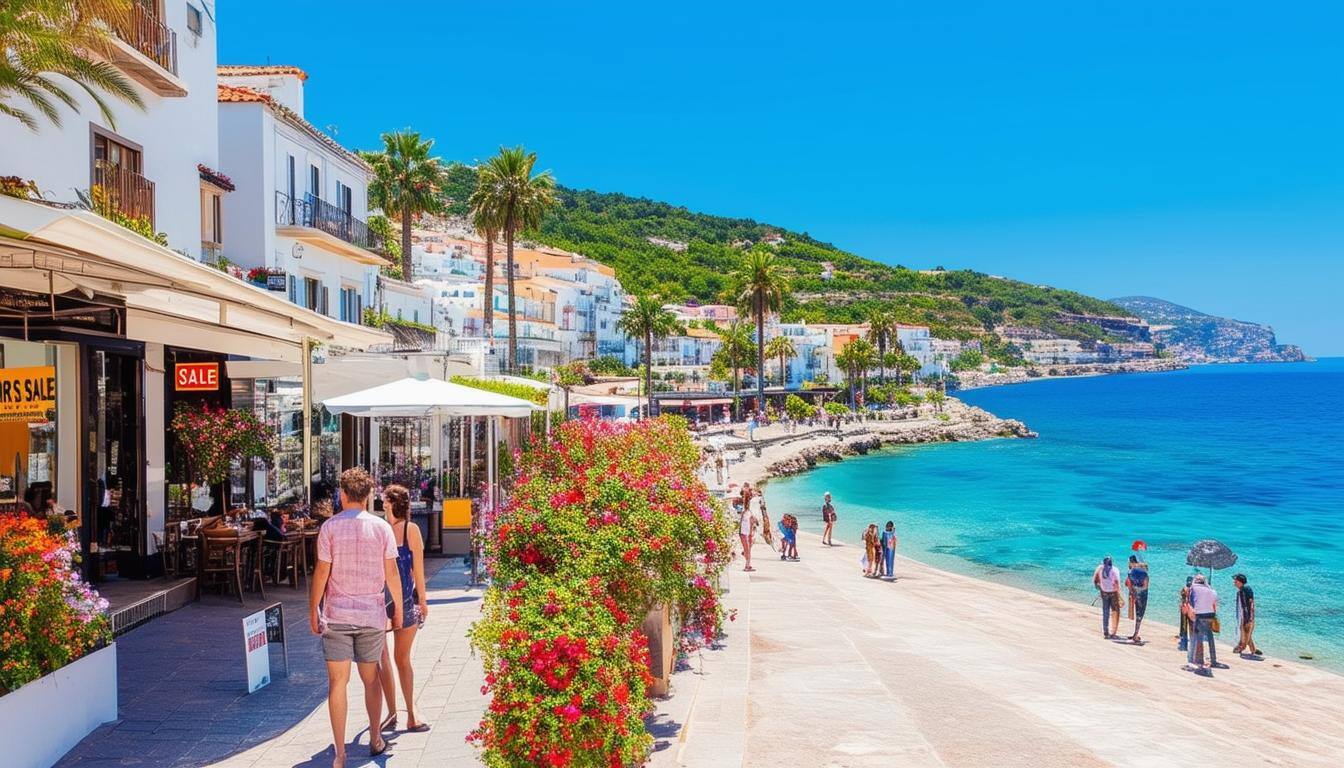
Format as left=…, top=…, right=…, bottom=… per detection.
left=381, top=715, right=397, bottom=731
left=405, top=722, right=432, bottom=733
left=370, top=738, right=389, bottom=757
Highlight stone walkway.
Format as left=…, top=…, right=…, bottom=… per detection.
left=55, top=560, right=488, bottom=768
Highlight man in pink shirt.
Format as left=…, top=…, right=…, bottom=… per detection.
left=309, top=467, right=402, bottom=765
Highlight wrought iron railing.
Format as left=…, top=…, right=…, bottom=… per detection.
left=275, top=191, right=382, bottom=252
left=109, top=2, right=178, bottom=76
left=93, top=159, right=156, bottom=226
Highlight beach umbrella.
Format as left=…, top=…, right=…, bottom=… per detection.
left=1132, top=540, right=1147, bottom=552
left=1186, top=539, right=1238, bottom=571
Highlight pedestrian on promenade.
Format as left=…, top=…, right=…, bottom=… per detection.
left=880, top=521, right=898, bottom=580
left=1186, top=573, right=1222, bottom=672
left=821, top=492, right=837, bottom=546
left=309, top=468, right=403, bottom=765
left=1232, top=573, right=1262, bottom=656
left=862, top=524, right=880, bottom=577
left=738, top=492, right=759, bottom=572
left=1093, top=556, right=1122, bottom=639
left=778, top=513, right=798, bottom=561
left=379, top=484, right=431, bottom=733
left=1126, top=554, right=1149, bottom=643
left=1178, top=576, right=1193, bottom=651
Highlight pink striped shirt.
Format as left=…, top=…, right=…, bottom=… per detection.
left=317, top=508, right=398, bottom=630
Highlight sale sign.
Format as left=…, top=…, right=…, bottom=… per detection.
left=0, top=366, right=57, bottom=423
left=242, top=609, right=271, bottom=693
left=175, top=362, right=219, bottom=392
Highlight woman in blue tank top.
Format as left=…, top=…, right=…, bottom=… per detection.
left=379, top=485, right=431, bottom=733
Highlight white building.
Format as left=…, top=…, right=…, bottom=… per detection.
left=894, top=324, right=945, bottom=379
left=0, top=1, right=220, bottom=261
left=379, top=277, right=433, bottom=327
left=217, top=66, right=386, bottom=324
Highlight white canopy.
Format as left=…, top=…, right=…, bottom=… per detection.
left=322, top=376, right=540, bottom=418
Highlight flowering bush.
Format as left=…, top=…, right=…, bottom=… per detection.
left=0, top=515, right=110, bottom=693
left=244, top=266, right=282, bottom=284
left=469, top=417, right=734, bottom=767
left=171, top=403, right=277, bottom=485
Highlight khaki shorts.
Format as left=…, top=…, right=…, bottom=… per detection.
left=322, top=623, right=385, bottom=663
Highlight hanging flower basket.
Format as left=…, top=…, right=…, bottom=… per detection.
left=171, top=403, right=277, bottom=485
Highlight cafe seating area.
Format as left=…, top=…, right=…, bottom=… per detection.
left=165, top=506, right=325, bottom=605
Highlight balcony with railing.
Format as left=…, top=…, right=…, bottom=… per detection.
left=275, top=191, right=386, bottom=265
left=102, top=2, right=184, bottom=96
left=92, top=160, right=156, bottom=228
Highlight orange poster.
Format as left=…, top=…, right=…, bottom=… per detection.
left=0, top=366, right=57, bottom=423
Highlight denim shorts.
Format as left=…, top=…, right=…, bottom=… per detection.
left=322, top=623, right=385, bottom=663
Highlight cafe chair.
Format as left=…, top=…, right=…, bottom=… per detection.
left=199, top=526, right=245, bottom=604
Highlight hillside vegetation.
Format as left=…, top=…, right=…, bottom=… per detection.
left=439, top=163, right=1129, bottom=343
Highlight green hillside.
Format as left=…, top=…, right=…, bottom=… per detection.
left=439, top=163, right=1128, bottom=343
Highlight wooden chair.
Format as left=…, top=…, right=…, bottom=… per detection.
left=267, top=530, right=306, bottom=589
left=199, top=526, right=245, bottom=604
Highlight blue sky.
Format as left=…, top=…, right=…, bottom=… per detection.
left=220, top=1, right=1342, bottom=354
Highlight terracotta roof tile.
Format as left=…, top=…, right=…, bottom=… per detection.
left=217, top=83, right=270, bottom=103
left=218, top=65, right=308, bottom=81
left=216, top=85, right=370, bottom=173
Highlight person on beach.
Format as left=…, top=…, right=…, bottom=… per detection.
left=880, top=521, right=898, bottom=580
left=1232, top=573, right=1262, bottom=656
left=309, top=468, right=403, bottom=766
left=377, top=485, right=431, bottom=734
left=1093, top=556, right=1122, bottom=639
left=821, top=492, right=837, bottom=546
left=1126, top=554, right=1149, bottom=643
left=862, top=524, right=880, bottom=577
left=738, top=492, right=759, bottom=572
left=779, top=513, right=799, bottom=561
left=1186, top=573, right=1221, bottom=672
left=1178, top=576, right=1193, bottom=652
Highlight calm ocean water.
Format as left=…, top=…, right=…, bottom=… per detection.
left=765, top=359, right=1344, bottom=668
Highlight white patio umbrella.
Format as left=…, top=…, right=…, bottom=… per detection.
left=322, top=376, right=540, bottom=418
left=323, top=376, right=540, bottom=583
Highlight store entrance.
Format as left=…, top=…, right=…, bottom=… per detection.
left=83, top=347, right=144, bottom=582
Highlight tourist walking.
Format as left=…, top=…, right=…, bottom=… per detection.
left=1186, top=573, right=1221, bottom=672
left=1126, top=554, right=1149, bottom=643
left=1232, top=573, right=1262, bottom=656
left=738, top=492, right=759, bottom=572
left=1178, top=576, right=1193, bottom=651
left=862, top=524, right=880, bottom=577
left=379, top=485, right=431, bottom=733
left=880, top=521, right=898, bottom=580
left=1092, top=556, right=1122, bottom=639
left=779, top=513, right=799, bottom=561
left=821, top=492, right=837, bottom=546
left=309, top=468, right=403, bottom=766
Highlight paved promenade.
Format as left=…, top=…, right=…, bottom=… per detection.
left=56, top=560, right=487, bottom=768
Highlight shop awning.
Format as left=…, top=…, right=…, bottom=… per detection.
left=0, top=197, right=390, bottom=358
left=323, top=376, right=540, bottom=418
left=663, top=398, right=732, bottom=407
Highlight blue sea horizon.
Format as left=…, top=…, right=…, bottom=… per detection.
left=765, top=358, right=1344, bottom=670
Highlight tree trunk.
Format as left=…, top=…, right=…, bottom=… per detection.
left=505, top=215, right=518, bottom=374
left=644, top=330, right=654, bottom=419
left=878, top=337, right=886, bottom=384
left=755, top=299, right=765, bottom=417
left=400, top=205, right=413, bottom=281
left=732, top=363, right=741, bottom=421
left=483, top=233, right=495, bottom=345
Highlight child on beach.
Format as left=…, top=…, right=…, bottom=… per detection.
left=778, top=514, right=799, bottom=561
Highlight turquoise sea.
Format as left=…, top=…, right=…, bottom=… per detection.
left=765, top=359, right=1344, bottom=669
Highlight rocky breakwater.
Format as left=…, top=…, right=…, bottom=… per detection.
left=766, top=403, right=1035, bottom=479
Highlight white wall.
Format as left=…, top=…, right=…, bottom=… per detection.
left=0, top=3, right=219, bottom=259
left=217, top=104, right=267, bottom=269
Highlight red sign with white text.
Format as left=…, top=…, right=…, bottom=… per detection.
left=175, top=362, right=220, bottom=392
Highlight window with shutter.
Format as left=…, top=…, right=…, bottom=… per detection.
left=320, top=286, right=329, bottom=316
left=288, top=275, right=297, bottom=303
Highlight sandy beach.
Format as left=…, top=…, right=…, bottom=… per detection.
left=671, top=402, right=1344, bottom=767
left=653, top=526, right=1344, bottom=768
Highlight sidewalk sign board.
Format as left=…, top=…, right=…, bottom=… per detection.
left=242, top=609, right=270, bottom=693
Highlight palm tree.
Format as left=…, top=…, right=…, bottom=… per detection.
left=731, top=248, right=788, bottom=415
left=617, top=295, right=678, bottom=419
left=1, top=0, right=144, bottom=131
left=836, top=339, right=877, bottom=410
left=714, top=319, right=756, bottom=421
left=363, top=131, right=445, bottom=280
left=474, top=147, right=556, bottom=373
left=866, top=310, right=896, bottom=384
left=764, top=334, right=797, bottom=387
left=467, top=187, right=504, bottom=347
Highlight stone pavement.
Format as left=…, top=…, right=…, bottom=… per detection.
left=55, top=559, right=489, bottom=768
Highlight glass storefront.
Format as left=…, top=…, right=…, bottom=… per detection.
left=84, top=347, right=144, bottom=581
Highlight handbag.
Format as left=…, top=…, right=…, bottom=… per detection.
left=1211, top=616, right=1221, bottom=633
